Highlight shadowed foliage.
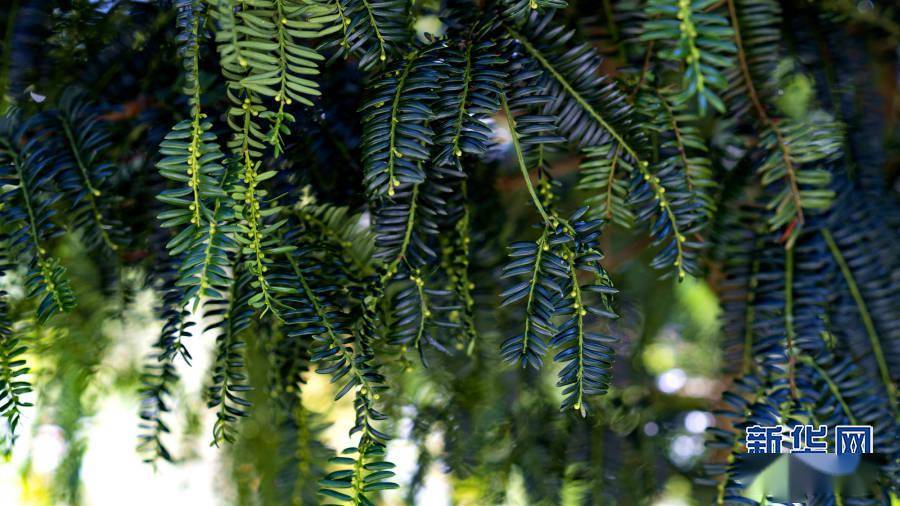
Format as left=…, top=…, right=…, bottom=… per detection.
left=0, top=0, right=898, bottom=504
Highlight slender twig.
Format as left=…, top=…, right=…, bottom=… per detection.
left=500, top=93, right=551, bottom=224
left=822, top=228, right=896, bottom=406
left=784, top=246, right=798, bottom=399
left=725, top=0, right=804, bottom=231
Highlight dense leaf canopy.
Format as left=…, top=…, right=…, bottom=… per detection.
left=0, top=0, right=898, bottom=504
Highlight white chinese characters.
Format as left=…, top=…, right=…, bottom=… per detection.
left=744, top=425, right=873, bottom=454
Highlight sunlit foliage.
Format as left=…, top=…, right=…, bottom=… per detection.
left=0, top=0, right=897, bottom=504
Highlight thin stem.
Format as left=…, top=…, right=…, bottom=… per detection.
left=454, top=183, right=477, bottom=354
left=450, top=42, right=474, bottom=158
left=741, top=245, right=761, bottom=375
left=192, top=169, right=233, bottom=306
left=189, top=201, right=222, bottom=311
left=725, top=0, right=803, bottom=229
left=520, top=232, right=546, bottom=363
left=567, top=255, right=586, bottom=414
left=784, top=246, right=798, bottom=399
left=604, top=145, right=622, bottom=221
left=629, top=39, right=655, bottom=100
left=59, top=118, right=117, bottom=251
left=500, top=93, right=550, bottom=224
left=268, top=0, right=292, bottom=155
left=186, top=10, right=205, bottom=228
left=508, top=28, right=687, bottom=275
left=361, top=0, right=387, bottom=62
left=239, top=108, right=279, bottom=317
left=798, top=355, right=857, bottom=425
left=334, top=0, right=351, bottom=49
left=211, top=259, right=244, bottom=446
left=508, top=27, right=643, bottom=163
left=349, top=436, right=372, bottom=505
left=822, top=228, right=896, bottom=406
left=381, top=183, right=419, bottom=283
left=410, top=272, right=429, bottom=354
left=658, top=91, right=692, bottom=189
left=287, top=252, right=371, bottom=394
left=385, top=54, right=416, bottom=196
left=9, top=149, right=66, bottom=312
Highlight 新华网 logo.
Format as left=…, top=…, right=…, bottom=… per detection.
left=745, top=425, right=873, bottom=454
